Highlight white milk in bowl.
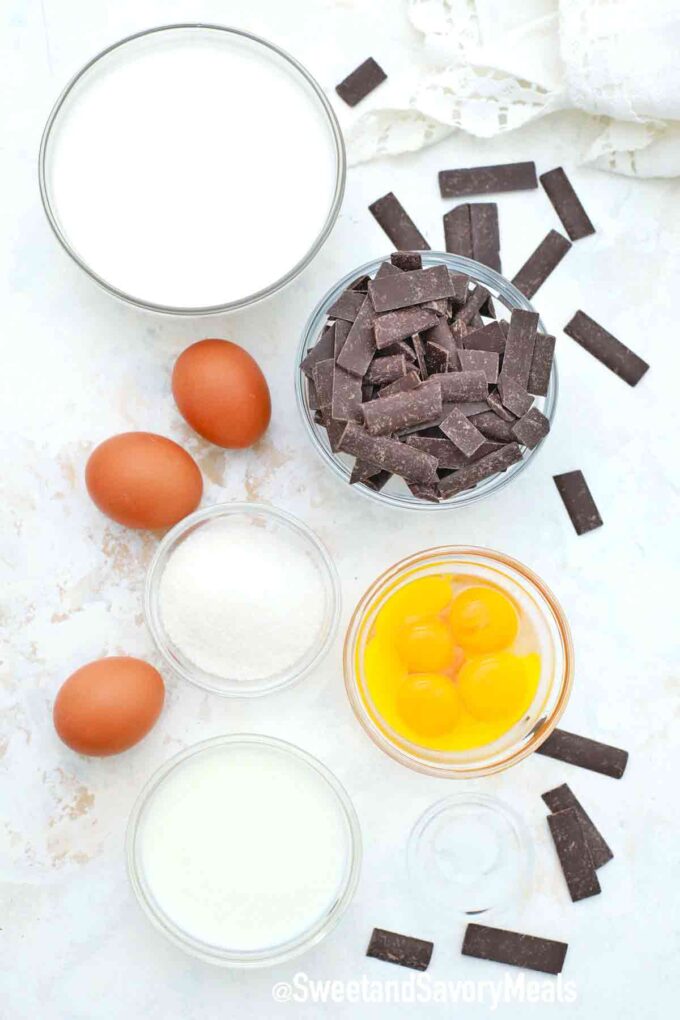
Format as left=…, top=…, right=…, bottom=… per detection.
left=40, top=26, right=343, bottom=312
left=127, top=736, right=360, bottom=966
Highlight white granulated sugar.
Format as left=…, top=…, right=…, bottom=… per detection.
left=159, top=519, right=326, bottom=681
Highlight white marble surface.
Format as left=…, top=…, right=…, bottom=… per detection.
left=2, top=1, right=680, bottom=1017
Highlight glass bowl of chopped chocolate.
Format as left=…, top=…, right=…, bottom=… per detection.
left=296, top=252, right=557, bottom=508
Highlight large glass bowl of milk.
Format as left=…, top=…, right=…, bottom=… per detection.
left=39, top=25, right=345, bottom=314
left=126, top=735, right=361, bottom=966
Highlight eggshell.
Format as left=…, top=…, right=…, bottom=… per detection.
left=172, top=338, right=271, bottom=448
left=85, top=432, right=202, bottom=529
left=53, top=656, right=165, bottom=756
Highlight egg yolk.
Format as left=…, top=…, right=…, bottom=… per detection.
left=457, top=653, right=529, bottom=722
left=375, top=575, right=452, bottom=640
left=396, top=617, right=455, bottom=672
left=449, top=586, right=518, bottom=653
left=396, top=673, right=461, bottom=736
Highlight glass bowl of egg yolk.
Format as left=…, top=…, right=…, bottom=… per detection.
left=344, top=547, right=573, bottom=778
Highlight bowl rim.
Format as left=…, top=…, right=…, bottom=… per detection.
left=38, top=23, right=346, bottom=316
left=144, top=501, right=341, bottom=697
left=295, top=251, right=558, bottom=511
left=126, top=733, right=362, bottom=967
left=343, top=545, right=574, bottom=778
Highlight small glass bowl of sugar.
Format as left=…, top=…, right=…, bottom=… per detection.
left=145, top=503, right=340, bottom=696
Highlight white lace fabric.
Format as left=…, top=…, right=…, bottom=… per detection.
left=344, top=0, right=680, bottom=176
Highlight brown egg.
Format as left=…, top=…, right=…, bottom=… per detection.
left=172, top=338, right=271, bottom=448
left=53, top=656, right=165, bottom=756
left=86, top=432, right=202, bottom=529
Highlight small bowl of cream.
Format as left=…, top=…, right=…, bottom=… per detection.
left=127, top=734, right=361, bottom=966
left=145, top=503, right=340, bottom=696
left=39, top=24, right=345, bottom=313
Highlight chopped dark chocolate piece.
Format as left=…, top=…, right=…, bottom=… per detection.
left=454, top=285, right=489, bottom=324
left=498, top=378, right=533, bottom=417
left=459, top=349, right=499, bottom=384
left=349, top=459, right=383, bottom=485
left=407, top=482, right=440, bottom=502
left=462, top=320, right=505, bottom=353
left=547, top=807, right=601, bottom=902
left=468, top=411, right=515, bottom=442
left=486, top=389, right=516, bottom=422
left=412, top=334, right=428, bottom=378
left=321, top=415, right=346, bottom=453
left=349, top=273, right=370, bottom=291
left=470, top=203, right=501, bottom=272
left=423, top=297, right=448, bottom=316
left=334, top=319, right=350, bottom=358
left=422, top=318, right=460, bottom=362
left=301, top=324, right=334, bottom=377
left=369, top=193, right=430, bottom=251
left=363, top=381, right=442, bottom=436
left=379, top=371, right=421, bottom=398
left=331, top=364, right=363, bottom=423
left=438, top=442, right=522, bottom=497
left=457, top=400, right=492, bottom=417
left=462, top=924, right=567, bottom=976
left=307, top=377, right=320, bottom=411
left=367, top=928, right=433, bottom=971
left=449, top=273, right=470, bottom=307
left=563, top=310, right=649, bottom=386
left=450, top=319, right=469, bottom=344
left=540, top=167, right=595, bottom=241
left=391, top=250, right=422, bottom=271
left=335, top=57, right=387, bottom=107
left=511, top=229, right=571, bottom=299
left=336, top=296, right=376, bottom=378
left=365, top=354, right=408, bottom=386
left=527, top=332, right=555, bottom=396
left=312, top=358, right=334, bottom=409
left=440, top=406, right=486, bottom=457
left=338, top=423, right=438, bottom=483
left=375, top=260, right=402, bottom=278
left=406, top=436, right=468, bottom=469
left=440, top=161, right=538, bottom=199
left=374, top=306, right=439, bottom=348
left=511, top=406, right=550, bottom=449
left=369, top=265, right=455, bottom=313
left=327, top=289, right=366, bottom=322
left=536, top=728, right=628, bottom=778
left=443, top=204, right=473, bottom=258
left=363, top=470, right=392, bottom=491
left=439, top=370, right=488, bottom=403
left=542, top=784, right=613, bottom=869
left=425, top=341, right=450, bottom=374
left=553, top=470, right=603, bottom=535
left=500, top=309, right=538, bottom=389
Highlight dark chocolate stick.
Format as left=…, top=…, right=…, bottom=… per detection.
left=438, top=370, right=488, bottom=403
left=536, top=729, right=628, bottom=778
left=443, top=204, right=473, bottom=258
left=462, top=321, right=506, bottom=354
left=369, top=193, right=430, bottom=251
left=327, top=290, right=366, bottom=322
left=542, top=784, right=613, bottom=869
left=500, top=309, right=538, bottom=389
left=335, top=58, right=387, bottom=107
left=374, top=306, right=439, bottom=347
left=563, top=310, right=649, bottom=386
left=511, top=230, right=571, bottom=299
left=553, top=470, right=603, bottom=535
left=462, top=924, right=568, bottom=975
left=527, top=333, right=555, bottom=396
left=539, top=167, right=595, bottom=241
left=367, top=928, right=433, bottom=971
left=439, top=161, right=538, bottom=198
left=470, top=203, right=501, bottom=272
left=511, top=406, right=550, bottom=449
left=336, top=296, right=376, bottom=378
left=338, top=423, right=438, bottom=483
left=459, top=349, right=499, bottom=384
left=391, top=251, right=422, bottom=271
left=438, top=442, right=522, bottom=497
left=301, top=324, right=334, bottom=378
left=369, top=265, right=454, bottom=313
left=440, top=406, right=486, bottom=457
left=547, top=808, right=601, bottom=902
left=363, top=382, right=442, bottom=436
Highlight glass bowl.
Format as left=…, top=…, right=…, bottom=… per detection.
left=126, top=734, right=362, bottom=967
left=145, top=503, right=340, bottom=696
left=407, top=792, right=533, bottom=918
left=39, top=24, right=345, bottom=315
left=295, top=252, right=558, bottom=510
left=344, top=546, right=573, bottom=778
